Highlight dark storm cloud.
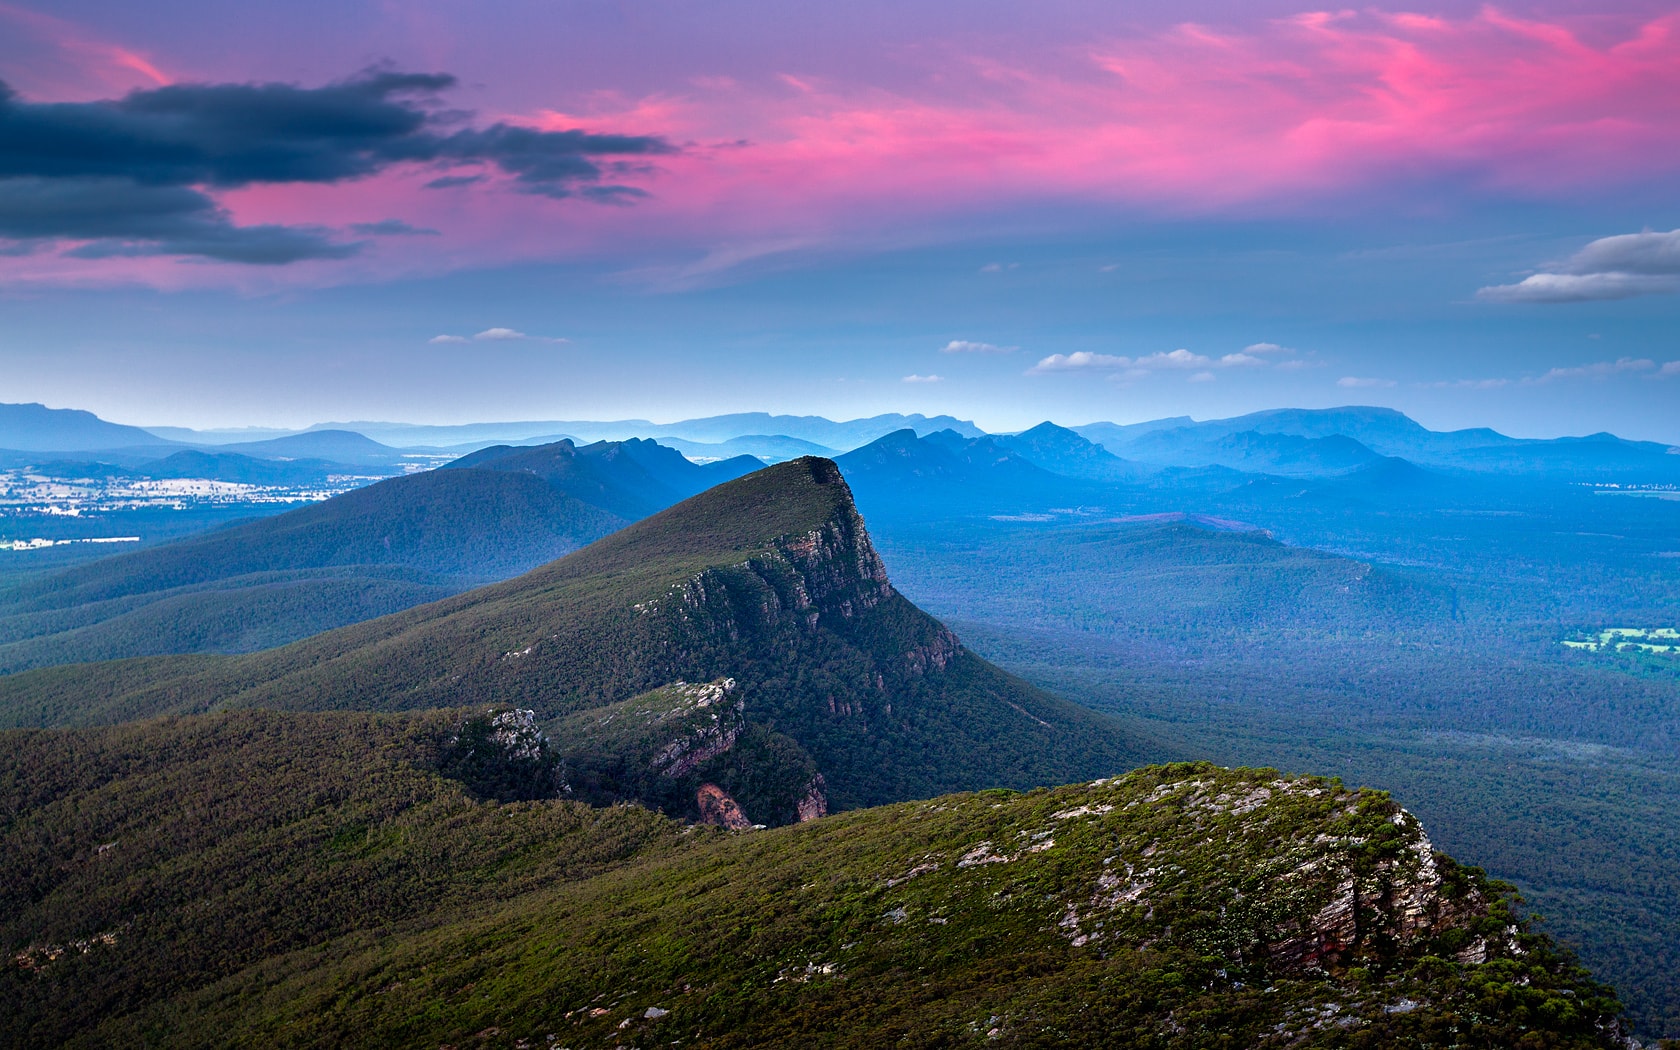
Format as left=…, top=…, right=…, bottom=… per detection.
left=0, top=175, right=351, bottom=263
left=0, top=71, right=673, bottom=263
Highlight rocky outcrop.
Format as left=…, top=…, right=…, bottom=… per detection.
left=696, top=783, right=752, bottom=830
left=795, top=775, right=829, bottom=822
left=646, top=680, right=744, bottom=779
left=550, top=679, right=825, bottom=829
left=775, top=506, right=893, bottom=623
left=901, top=626, right=958, bottom=675
left=480, top=709, right=546, bottom=760
left=438, top=708, right=565, bottom=802
left=1037, top=770, right=1524, bottom=981
left=669, top=506, right=895, bottom=640
left=1263, top=810, right=1495, bottom=972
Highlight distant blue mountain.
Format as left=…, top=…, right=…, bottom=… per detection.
left=1112, top=429, right=1385, bottom=477
left=153, top=413, right=986, bottom=456
left=0, top=402, right=173, bottom=452
left=626, top=434, right=839, bottom=465
left=1077, top=406, right=1680, bottom=482
left=211, top=430, right=404, bottom=466
left=992, top=422, right=1148, bottom=481
left=835, top=428, right=1090, bottom=521
left=652, top=412, right=985, bottom=449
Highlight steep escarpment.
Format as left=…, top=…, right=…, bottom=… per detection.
left=0, top=459, right=1143, bottom=812
left=0, top=716, right=1627, bottom=1048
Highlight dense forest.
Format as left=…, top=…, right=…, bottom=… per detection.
left=2, top=417, right=1675, bottom=1042
left=0, top=709, right=1626, bottom=1048
left=861, top=507, right=1680, bottom=1036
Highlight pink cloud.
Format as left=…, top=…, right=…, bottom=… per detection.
left=428, top=6, right=1680, bottom=262
left=0, top=2, right=173, bottom=97
left=5, top=6, right=1680, bottom=288
left=682, top=8, right=1679, bottom=211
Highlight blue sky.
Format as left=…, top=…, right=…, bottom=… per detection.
left=0, top=1, right=1675, bottom=439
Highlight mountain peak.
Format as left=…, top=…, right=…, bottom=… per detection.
left=1, top=456, right=1138, bottom=812
left=0, top=401, right=169, bottom=452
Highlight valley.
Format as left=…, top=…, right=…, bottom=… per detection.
left=1, top=403, right=1676, bottom=1044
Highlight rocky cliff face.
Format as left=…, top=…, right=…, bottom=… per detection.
left=260, top=457, right=1135, bottom=819
left=638, top=463, right=956, bottom=682
left=546, top=678, right=826, bottom=828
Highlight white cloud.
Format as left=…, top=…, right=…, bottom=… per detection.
left=1529, top=357, right=1656, bottom=384
left=1569, top=228, right=1680, bottom=276
left=1135, top=348, right=1210, bottom=369
left=1030, top=344, right=1294, bottom=378
left=941, top=340, right=1016, bottom=354
left=902, top=373, right=944, bottom=383
left=1478, top=272, right=1680, bottom=303
left=1028, top=351, right=1134, bottom=374
left=1188, top=371, right=1216, bottom=383
left=1662, top=361, right=1680, bottom=377
left=1479, top=229, right=1680, bottom=303
left=432, top=327, right=569, bottom=344
left=979, top=262, right=1019, bottom=273
left=1338, top=376, right=1397, bottom=389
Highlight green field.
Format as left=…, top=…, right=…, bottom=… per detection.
left=1563, top=628, right=1680, bottom=654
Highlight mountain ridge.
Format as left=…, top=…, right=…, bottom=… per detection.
left=0, top=438, right=762, bottom=674
left=0, top=457, right=1143, bottom=811
left=0, top=402, right=173, bottom=452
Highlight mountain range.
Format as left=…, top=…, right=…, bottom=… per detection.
left=4, top=401, right=1677, bottom=1039
left=1077, top=406, right=1680, bottom=481
left=0, top=438, right=758, bottom=673
left=0, top=455, right=1629, bottom=1047
left=0, top=458, right=1136, bottom=808
left=8, top=401, right=1678, bottom=485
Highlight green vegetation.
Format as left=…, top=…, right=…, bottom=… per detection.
left=550, top=678, right=826, bottom=826
left=0, top=709, right=1624, bottom=1048
left=862, top=514, right=1680, bottom=1037
left=0, top=438, right=759, bottom=674
left=0, top=458, right=1143, bottom=812
left=1563, top=628, right=1680, bottom=654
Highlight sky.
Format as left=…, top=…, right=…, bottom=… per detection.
left=0, top=0, right=1677, bottom=440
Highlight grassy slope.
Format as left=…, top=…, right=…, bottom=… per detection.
left=0, top=459, right=1143, bottom=808
left=864, top=514, right=1680, bottom=1037
left=0, top=468, right=628, bottom=673
left=0, top=709, right=1621, bottom=1050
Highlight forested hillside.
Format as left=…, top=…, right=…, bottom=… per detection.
left=861, top=506, right=1680, bottom=1036
left=0, top=709, right=1625, bottom=1049
left=0, top=458, right=1142, bottom=809
left=0, top=438, right=759, bottom=673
